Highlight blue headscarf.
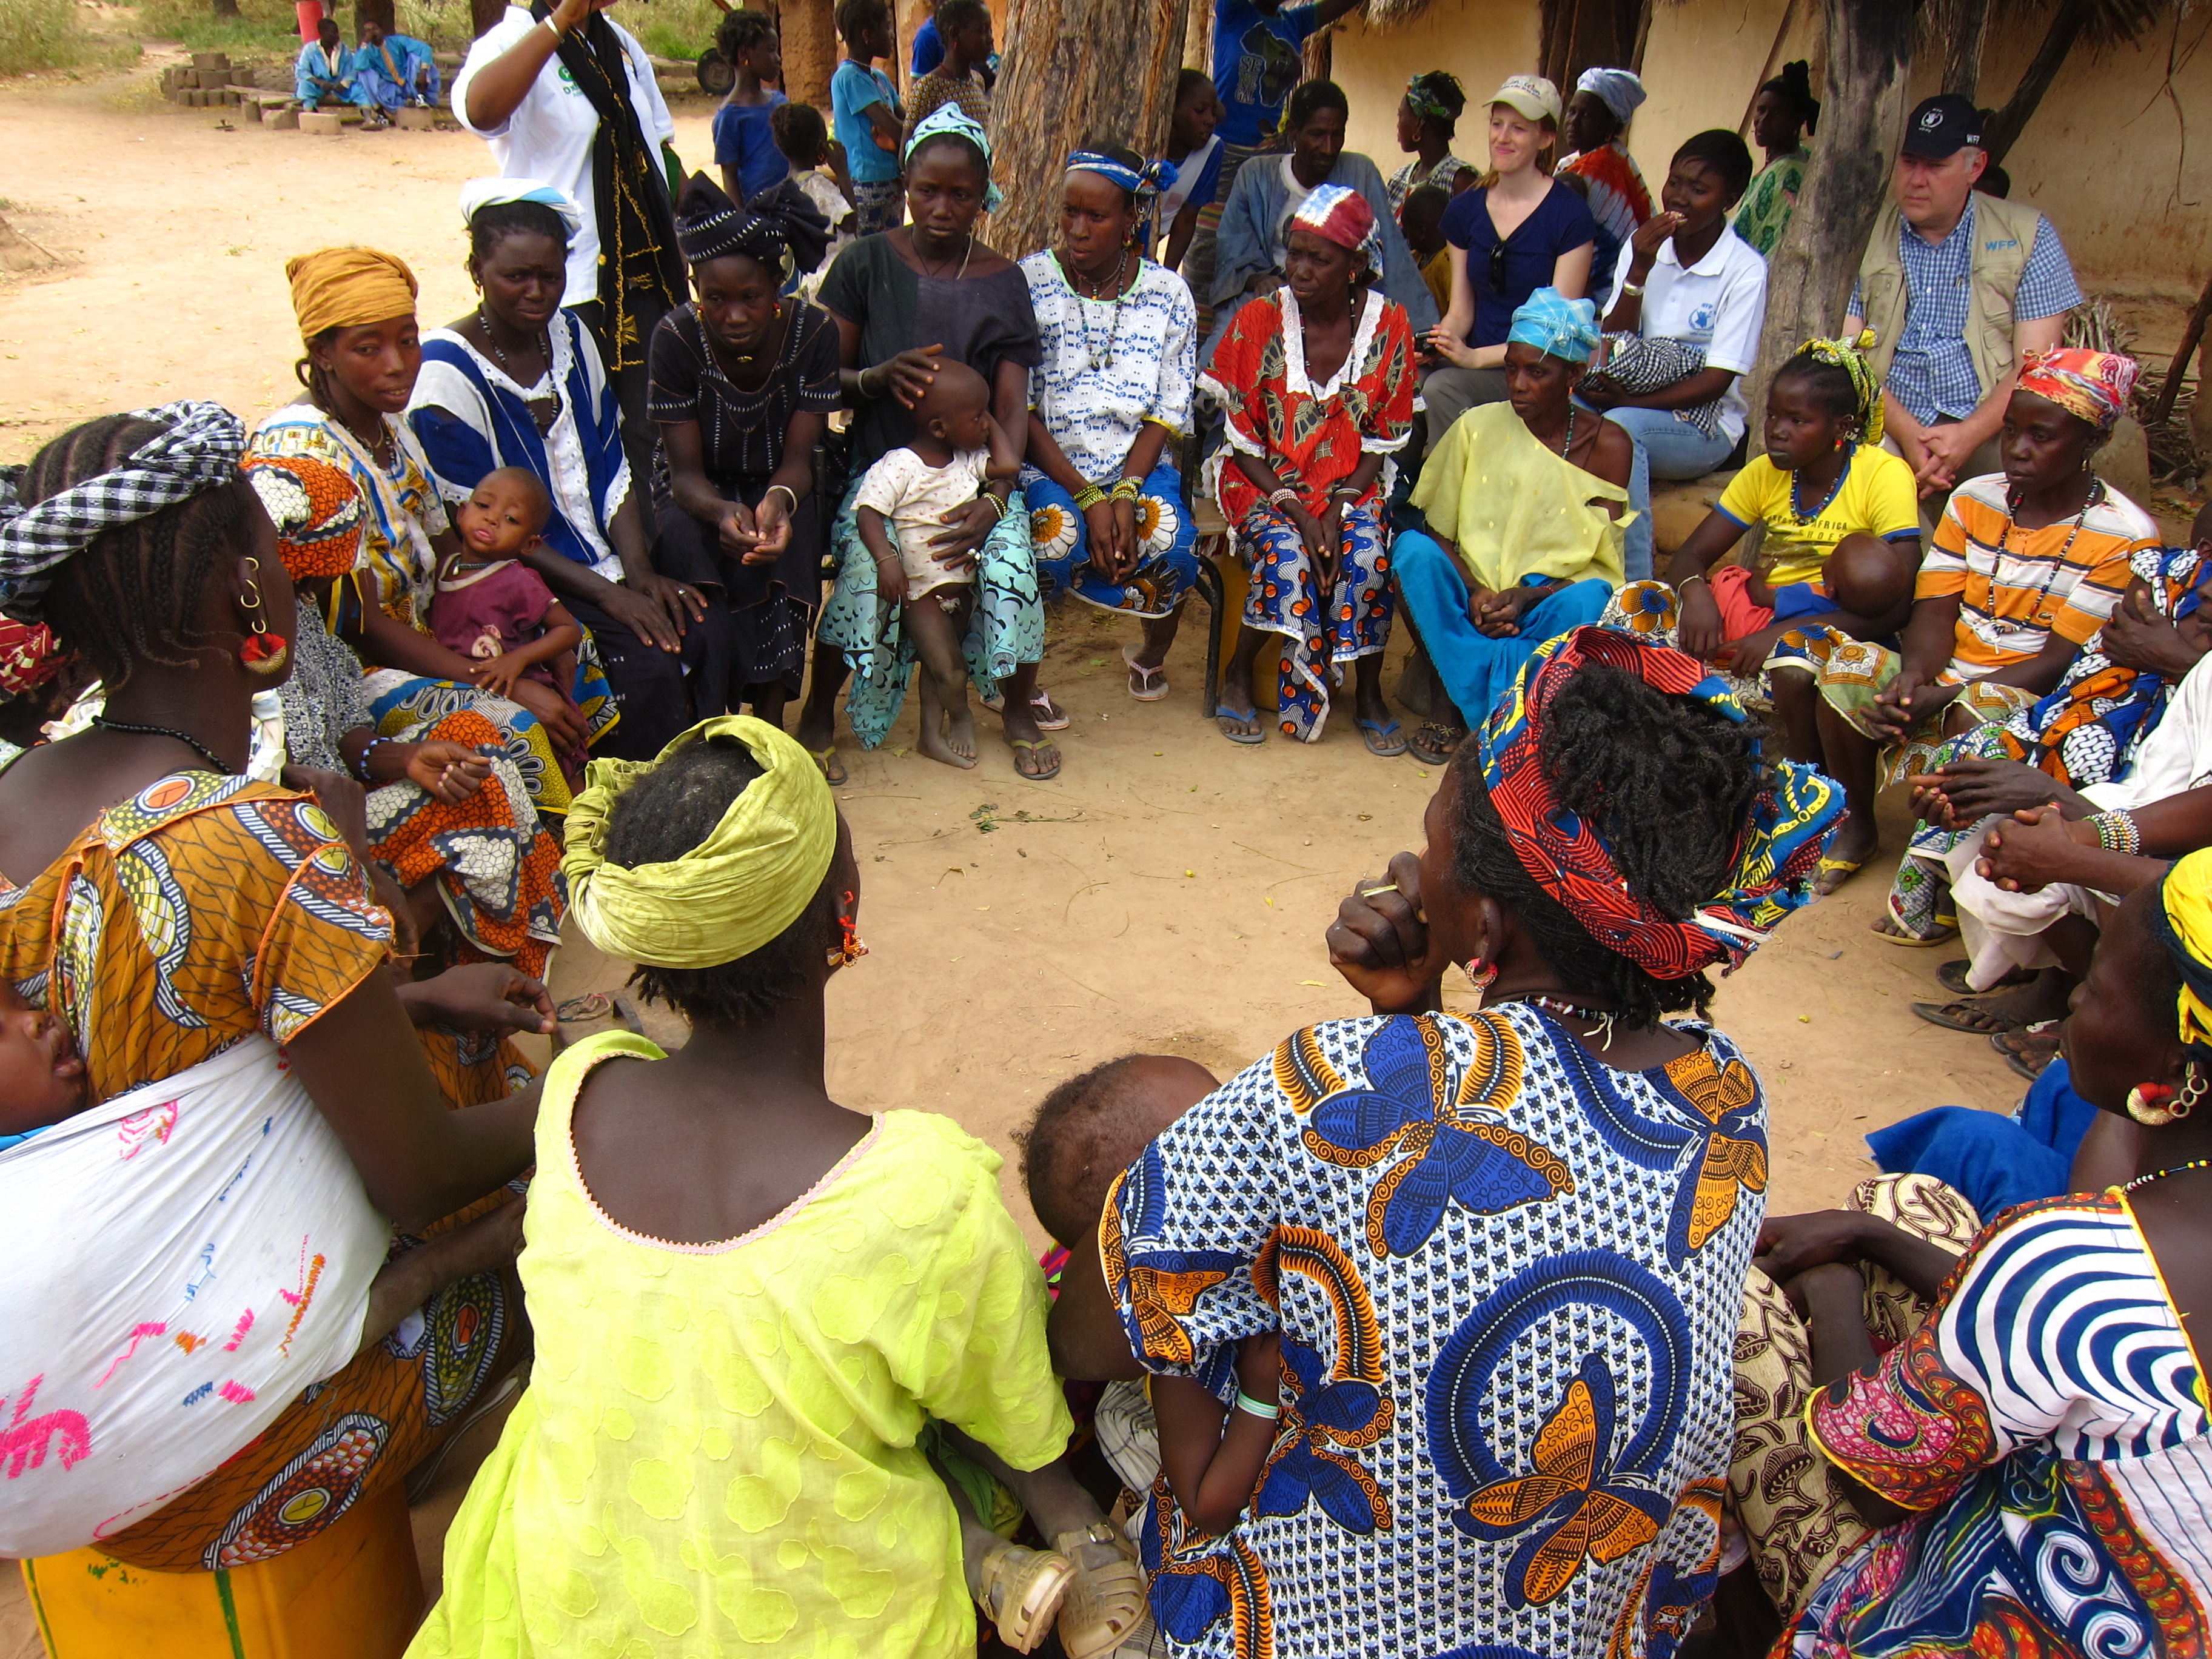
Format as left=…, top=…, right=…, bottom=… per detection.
left=1506, top=287, right=1600, bottom=364
left=905, top=103, right=1003, bottom=214
left=1067, top=150, right=1178, bottom=213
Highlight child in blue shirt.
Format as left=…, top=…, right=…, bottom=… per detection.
left=711, top=10, right=789, bottom=206
left=831, top=0, right=906, bottom=235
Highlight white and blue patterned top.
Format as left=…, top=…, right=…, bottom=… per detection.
left=1107, top=1004, right=1767, bottom=1659
left=1020, top=252, right=1196, bottom=488
left=1848, top=196, right=2082, bottom=426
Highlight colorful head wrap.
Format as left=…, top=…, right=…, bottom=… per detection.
left=1507, top=287, right=1600, bottom=364
left=1404, top=70, right=1466, bottom=126
left=1289, top=183, right=1382, bottom=280
left=1789, top=327, right=1885, bottom=446
left=0, top=400, right=245, bottom=624
left=905, top=102, right=1004, bottom=214
left=1476, top=627, right=1845, bottom=979
left=0, top=619, right=64, bottom=700
left=1066, top=150, right=1179, bottom=211
left=563, top=715, right=837, bottom=970
left=2017, top=347, right=2140, bottom=435
left=2153, top=849, right=2212, bottom=1056
left=458, top=176, right=585, bottom=240
left=1574, top=67, right=1647, bottom=126
left=674, top=172, right=831, bottom=279
left=284, top=247, right=418, bottom=343
left=241, top=454, right=366, bottom=583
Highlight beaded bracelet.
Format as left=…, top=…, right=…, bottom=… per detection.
left=979, top=492, right=1008, bottom=523
left=1233, top=1390, right=1281, bottom=1421
left=1072, top=484, right=1105, bottom=511
left=1267, top=486, right=1301, bottom=512
left=2090, top=809, right=2142, bottom=856
left=1110, top=477, right=1142, bottom=502
left=354, top=735, right=398, bottom=783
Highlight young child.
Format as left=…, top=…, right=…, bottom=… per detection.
left=1153, top=69, right=1223, bottom=272
left=831, top=0, right=906, bottom=236
left=1399, top=181, right=1453, bottom=319
left=429, top=467, right=588, bottom=787
left=853, top=361, right=1021, bottom=771
left=0, top=980, right=86, bottom=1152
left=772, top=99, right=855, bottom=299
left=711, top=9, right=789, bottom=207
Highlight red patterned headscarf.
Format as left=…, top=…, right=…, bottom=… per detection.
left=1476, top=627, right=1844, bottom=979
left=241, top=454, right=364, bottom=581
left=2017, top=347, right=2138, bottom=435
left=0, top=618, right=63, bottom=699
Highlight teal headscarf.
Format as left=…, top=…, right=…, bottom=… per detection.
left=1506, top=286, right=1600, bottom=364
left=904, top=103, right=1003, bottom=214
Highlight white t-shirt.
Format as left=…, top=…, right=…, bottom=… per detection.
left=452, top=7, right=676, bottom=309
left=1611, top=223, right=1769, bottom=445
left=853, top=446, right=990, bottom=599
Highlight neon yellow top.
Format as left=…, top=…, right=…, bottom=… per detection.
left=411, top=1031, right=1073, bottom=1658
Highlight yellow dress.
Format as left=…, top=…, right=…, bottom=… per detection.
left=411, top=1031, right=1074, bottom=1658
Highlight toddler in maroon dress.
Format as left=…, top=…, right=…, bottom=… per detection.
left=430, top=468, right=591, bottom=788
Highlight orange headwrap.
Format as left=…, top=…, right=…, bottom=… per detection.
left=241, top=455, right=364, bottom=581
left=284, top=247, right=418, bottom=342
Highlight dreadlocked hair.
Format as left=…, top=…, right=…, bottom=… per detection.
left=600, top=734, right=842, bottom=1030
left=22, top=412, right=249, bottom=692
left=1449, top=660, right=1776, bottom=1031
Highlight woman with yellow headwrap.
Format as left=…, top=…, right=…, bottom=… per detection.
left=250, top=246, right=618, bottom=817
left=1728, top=851, right=2212, bottom=1650
left=413, top=716, right=1122, bottom=1659
left=1603, top=330, right=1923, bottom=769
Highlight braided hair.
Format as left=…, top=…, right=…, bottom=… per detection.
left=19, top=414, right=249, bottom=691
left=1448, top=660, right=1775, bottom=1030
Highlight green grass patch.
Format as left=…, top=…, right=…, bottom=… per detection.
left=0, top=0, right=106, bottom=74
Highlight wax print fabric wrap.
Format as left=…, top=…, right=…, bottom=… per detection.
left=458, top=175, right=586, bottom=238
left=286, top=247, right=419, bottom=341
left=564, top=714, right=833, bottom=969
left=1477, top=626, right=1843, bottom=977
left=0, top=618, right=62, bottom=697
left=905, top=102, right=1002, bottom=213
left=2154, top=846, right=2212, bottom=1053
left=2017, top=346, right=2139, bottom=434
left=1404, top=70, right=1463, bottom=125
left=1792, top=328, right=1885, bottom=445
left=1068, top=149, right=1177, bottom=214
left=0, top=400, right=244, bottom=623
left=673, top=169, right=831, bottom=280
left=1291, top=182, right=1383, bottom=280
left=0, top=1035, right=387, bottom=1558
left=1507, top=285, right=1599, bottom=362
left=242, top=452, right=367, bottom=580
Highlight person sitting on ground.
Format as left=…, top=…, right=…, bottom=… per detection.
left=1399, top=181, right=1453, bottom=316
left=1206, top=78, right=1440, bottom=363
left=1022, top=146, right=1201, bottom=706
left=295, top=16, right=374, bottom=121
left=1200, top=185, right=1418, bottom=753
left=1584, top=128, right=1765, bottom=584
left=1732, top=58, right=1817, bottom=256
left=354, top=18, right=440, bottom=112
left=407, top=717, right=1094, bottom=1658
left=1721, top=854, right=2212, bottom=1651
left=1049, top=626, right=1843, bottom=1657
left=1798, top=347, right=2157, bottom=894
left=831, top=0, right=906, bottom=237
left=1557, top=67, right=1652, bottom=268
left=711, top=10, right=789, bottom=208
left=1846, top=95, right=2082, bottom=507
left=774, top=101, right=856, bottom=290
left=1386, top=70, right=1475, bottom=217
left=1153, top=70, right=1224, bottom=276
left=1606, top=332, right=1920, bottom=764
left=903, top=0, right=992, bottom=146
left=1419, top=76, right=1596, bottom=444
left=854, top=362, right=1021, bottom=771
left=1394, top=288, right=1634, bottom=762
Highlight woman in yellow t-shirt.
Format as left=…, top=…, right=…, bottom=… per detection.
left=1603, top=333, right=1920, bottom=762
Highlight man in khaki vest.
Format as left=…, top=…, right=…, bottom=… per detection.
left=1845, top=95, right=2080, bottom=508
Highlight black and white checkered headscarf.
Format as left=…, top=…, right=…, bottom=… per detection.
left=0, top=400, right=245, bottom=623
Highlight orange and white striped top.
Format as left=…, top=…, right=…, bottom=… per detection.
left=1919, top=473, right=2158, bottom=675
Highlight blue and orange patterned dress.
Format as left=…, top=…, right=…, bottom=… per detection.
left=1105, top=1003, right=1768, bottom=1657
left=1786, top=1192, right=2212, bottom=1655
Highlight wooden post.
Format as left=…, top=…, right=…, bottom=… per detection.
left=1981, top=0, right=2091, bottom=163
left=779, top=0, right=836, bottom=107
left=1739, top=0, right=1914, bottom=434
left=2147, top=266, right=2212, bottom=429
left=986, top=0, right=1191, bottom=261
left=1933, top=0, right=1988, bottom=98
left=1184, top=0, right=1209, bottom=70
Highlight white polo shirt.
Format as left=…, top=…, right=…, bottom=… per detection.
left=452, top=7, right=676, bottom=309
left=1612, top=223, right=1769, bottom=446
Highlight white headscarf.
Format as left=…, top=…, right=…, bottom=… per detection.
left=1575, top=67, right=1647, bottom=126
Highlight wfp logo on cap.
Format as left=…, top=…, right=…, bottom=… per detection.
left=1919, top=109, right=1943, bottom=129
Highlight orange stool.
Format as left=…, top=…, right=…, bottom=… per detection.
left=20, top=1475, right=423, bottom=1658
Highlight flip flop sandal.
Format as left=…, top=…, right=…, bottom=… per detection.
left=1990, top=1021, right=2061, bottom=1059
left=612, top=996, right=646, bottom=1036
left=1122, top=646, right=1169, bottom=702
left=1052, top=1523, right=1150, bottom=1659
left=1911, top=999, right=2033, bottom=1035
left=1358, top=717, right=1409, bottom=758
left=985, top=690, right=1073, bottom=729
left=555, top=991, right=612, bottom=1024
left=1939, top=959, right=2032, bottom=996
left=811, top=744, right=846, bottom=786
left=974, top=1543, right=1078, bottom=1655
left=1216, top=705, right=1266, bottom=745
left=1409, top=720, right=1466, bottom=765
left=1871, top=914, right=1960, bottom=946
left=1009, top=737, right=1062, bottom=781
left=1813, top=855, right=1865, bottom=896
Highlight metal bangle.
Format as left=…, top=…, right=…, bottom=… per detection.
left=763, top=483, right=799, bottom=515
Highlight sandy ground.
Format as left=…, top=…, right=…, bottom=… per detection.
left=0, top=59, right=2032, bottom=1651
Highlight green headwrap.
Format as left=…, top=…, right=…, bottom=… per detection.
left=1791, top=328, right=1885, bottom=446
left=563, top=716, right=836, bottom=970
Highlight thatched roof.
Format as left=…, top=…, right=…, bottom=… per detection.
left=1360, top=0, right=2171, bottom=35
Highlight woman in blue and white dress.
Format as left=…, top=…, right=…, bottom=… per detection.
left=1021, top=146, right=1200, bottom=702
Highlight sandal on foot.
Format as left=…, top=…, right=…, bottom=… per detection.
left=811, top=744, right=847, bottom=786
left=974, top=1542, right=1078, bottom=1655
left=1053, top=1522, right=1150, bottom=1659
left=1409, top=720, right=1466, bottom=765
left=1010, top=737, right=1062, bottom=781
left=1871, top=912, right=1959, bottom=946
left=555, top=991, right=612, bottom=1024
left=1813, top=855, right=1865, bottom=897
left=1939, top=959, right=2031, bottom=996
left=1122, top=646, right=1168, bottom=702
left=1911, top=999, right=2033, bottom=1035
left=1216, top=703, right=1266, bottom=745
left=1358, top=717, right=1408, bottom=759
left=983, top=691, right=1072, bottom=729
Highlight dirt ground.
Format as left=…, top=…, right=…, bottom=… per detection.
left=0, top=58, right=2035, bottom=1654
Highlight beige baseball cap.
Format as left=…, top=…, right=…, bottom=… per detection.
left=1489, top=74, right=1563, bottom=126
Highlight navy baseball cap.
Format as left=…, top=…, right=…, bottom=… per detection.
left=1902, top=94, right=1984, bottom=158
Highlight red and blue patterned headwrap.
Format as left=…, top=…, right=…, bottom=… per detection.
left=1476, top=626, right=1844, bottom=979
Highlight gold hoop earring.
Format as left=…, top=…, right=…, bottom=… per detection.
left=238, top=557, right=290, bottom=677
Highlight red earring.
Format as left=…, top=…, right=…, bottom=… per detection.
left=826, top=892, right=868, bottom=970
left=238, top=557, right=290, bottom=677
left=1465, top=958, right=1498, bottom=1008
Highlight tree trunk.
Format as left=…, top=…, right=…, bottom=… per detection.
left=778, top=0, right=836, bottom=107
left=1982, top=0, right=2093, bottom=163
left=1933, top=0, right=1988, bottom=99
left=987, top=0, right=1191, bottom=261
left=1740, top=0, right=1914, bottom=436
left=1183, top=0, right=1208, bottom=70
left=471, top=0, right=506, bottom=38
